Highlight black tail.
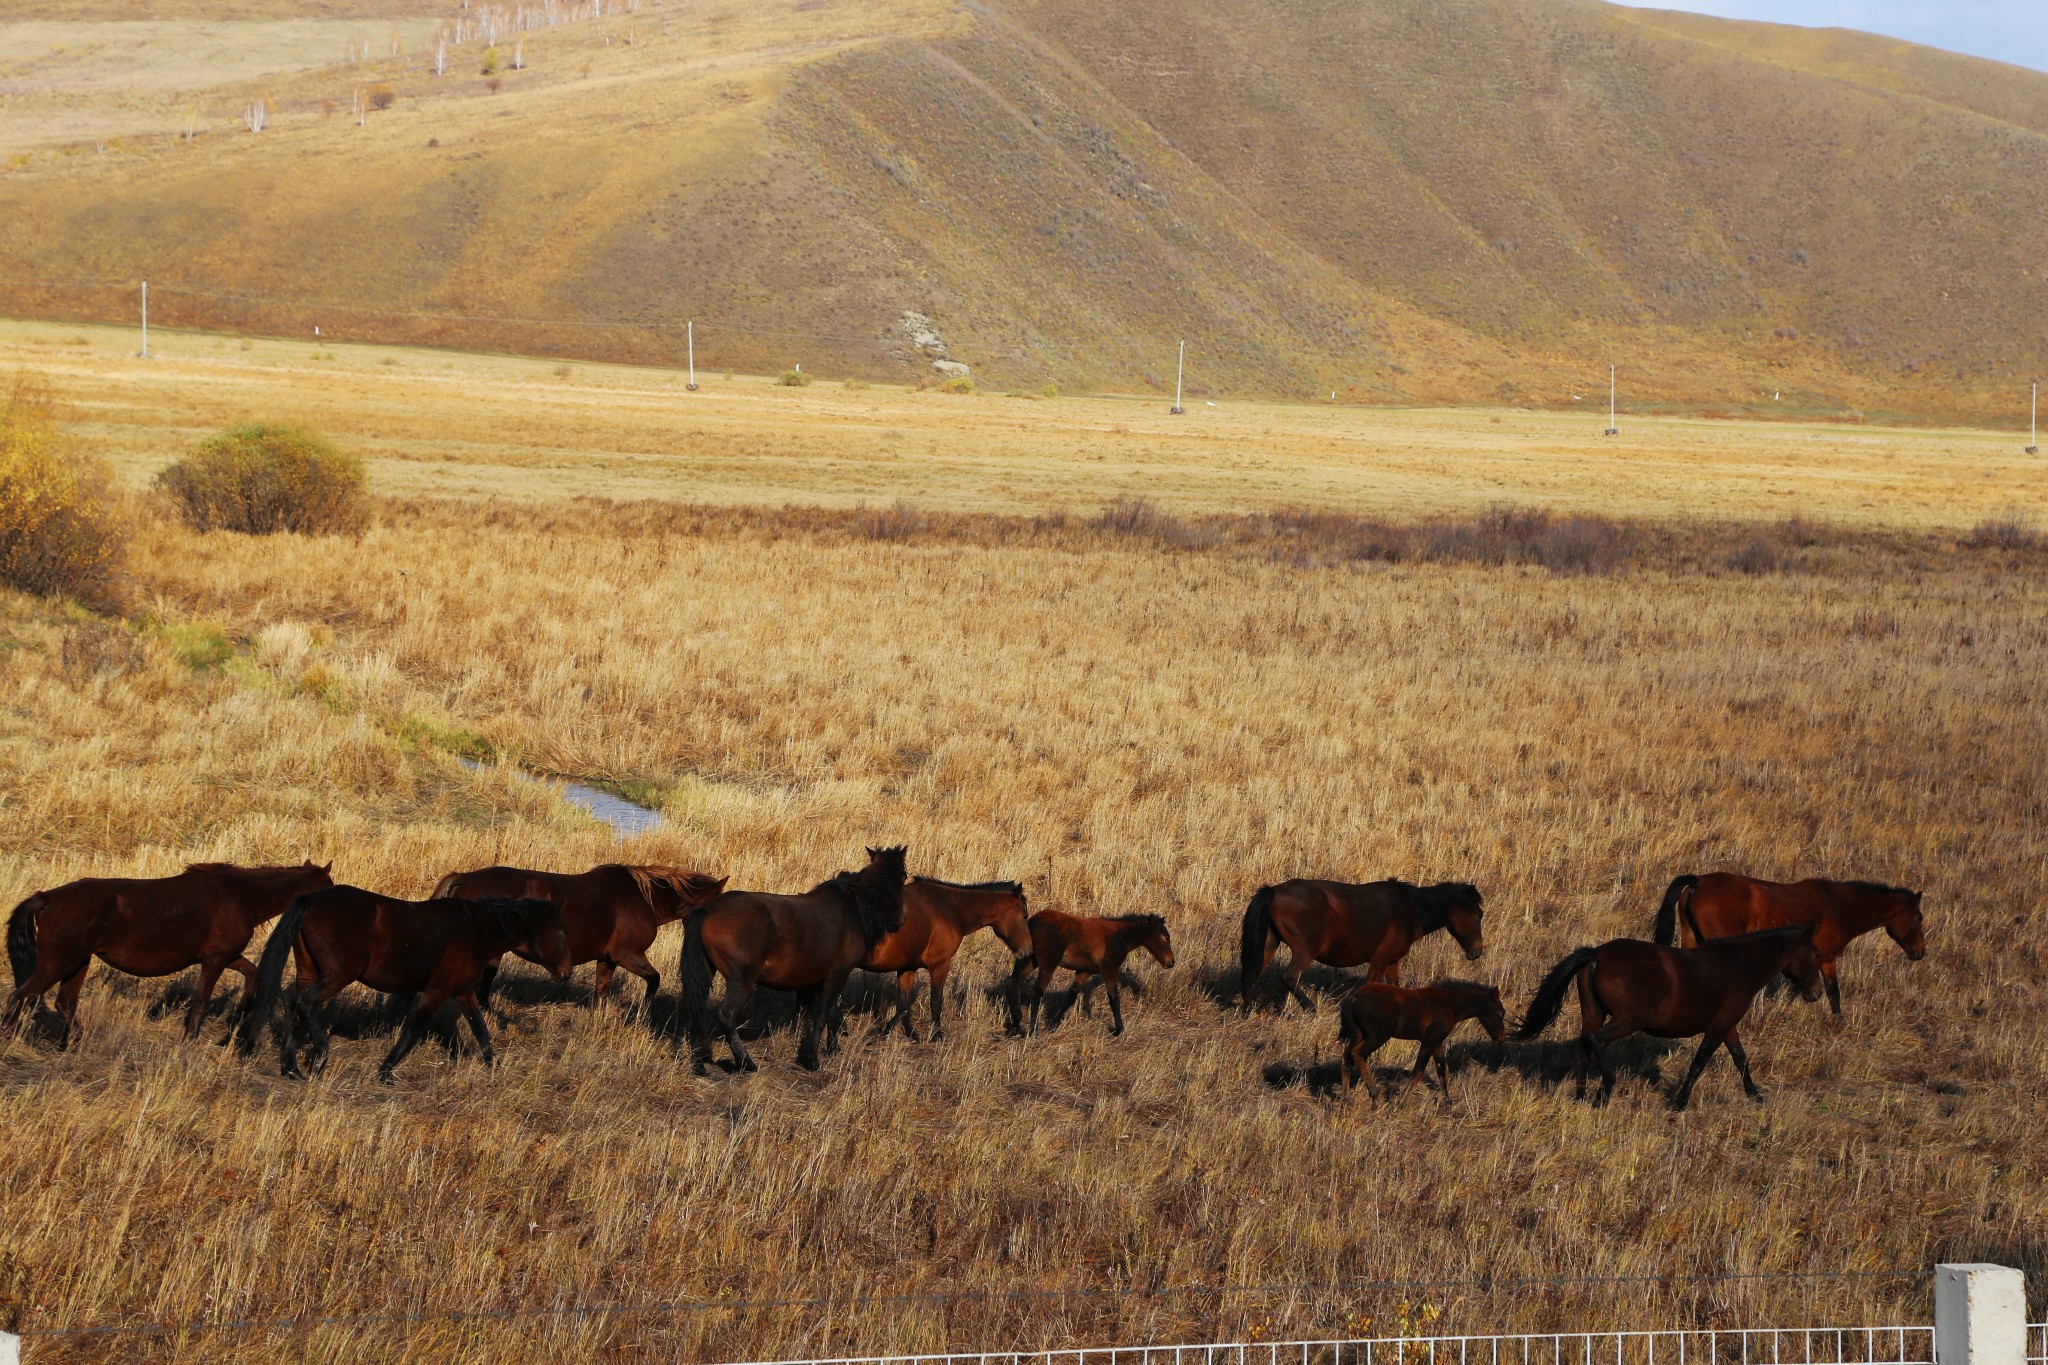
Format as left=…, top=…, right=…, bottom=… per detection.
left=1512, top=946, right=1598, bottom=1040
left=7, top=892, right=42, bottom=993
left=1652, top=875, right=1699, bottom=946
left=242, top=891, right=316, bottom=1054
left=1238, top=885, right=1277, bottom=1014
left=678, top=910, right=713, bottom=1060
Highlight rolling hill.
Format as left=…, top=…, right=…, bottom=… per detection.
left=0, top=0, right=2043, bottom=418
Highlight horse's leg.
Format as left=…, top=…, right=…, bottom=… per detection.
left=1671, top=1026, right=1732, bottom=1111
left=610, top=947, right=660, bottom=1023
left=53, top=962, right=90, bottom=1049
left=795, top=985, right=827, bottom=1071
left=379, top=987, right=452, bottom=1083
left=218, top=955, right=260, bottom=1046
left=477, top=958, right=499, bottom=1014
left=1028, top=965, right=1055, bottom=1034
left=715, top=973, right=757, bottom=1072
left=591, top=960, right=618, bottom=1007
left=1103, top=971, right=1126, bottom=1036
left=1281, top=950, right=1316, bottom=1012
left=1, top=950, right=79, bottom=1033
left=457, top=992, right=496, bottom=1070
left=1402, top=1026, right=1448, bottom=1101
left=886, top=970, right=922, bottom=1042
left=924, top=960, right=952, bottom=1041
left=1723, top=1028, right=1763, bottom=1101
left=183, top=957, right=230, bottom=1040
left=1821, top=960, right=1842, bottom=1016
left=1073, top=970, right=1096, bottom=1015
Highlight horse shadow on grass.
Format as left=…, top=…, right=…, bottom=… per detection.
left=1262, top=1036, right=1682, bottom=1101
left=1198, top=962, right=1367, bottom=1012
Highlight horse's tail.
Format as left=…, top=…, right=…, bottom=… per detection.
left=7, top=892, right=43, bottom=992
left=242, top=891, right=315, bottom=1054
left=677, top=910, right=713, bottom=1055
left=1238, top=885, right=1278, bottom=1014
left=1512, top=946, right=1598, bottom=1040
left=1652, top=875, right=1699, bottom=946
left=429, top=870, right=467, bottom=900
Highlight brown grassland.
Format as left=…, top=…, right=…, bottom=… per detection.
left=1, top=321, right=2046, bottom=1362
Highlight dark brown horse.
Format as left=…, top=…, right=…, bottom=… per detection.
left=1015, top=911, right=1175, bottom=1036
left=1338, top=980, right=1507, bottom=1101
left=249, top=886, right=571, bottom=1081
left=859, top=876, right=1033, bottom=1041
left=1654, top=872, right=1925, bottom=1013
left=1513, top=926, right=1823, bottom=1110
left=679, top=846, right=907, bottom=1072
left=4, top=860, right=334, bottom=1046
left=431, top=863, right=726, bottom=1014
left=1239, top=878, right=1485, bottom=1014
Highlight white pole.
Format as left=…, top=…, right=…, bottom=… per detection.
left=687, top=320, right=697, bottom=390
left=1171, top=340, right=1185, bottom=414
left=1605, top=365, right=1617, bottom=436
left=140, top=281, right=150, bottom=358
left=2029, top=382, right=2039, bottom=454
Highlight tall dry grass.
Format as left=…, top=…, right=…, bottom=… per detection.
left=0, top=497, right=2043, bottom=1363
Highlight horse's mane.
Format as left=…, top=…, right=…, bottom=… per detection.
left=184, top=861, right=319, bottom=876
left=813, top=846, right=907, bottom=943
left=1841, top=879, right=1916, bottom=898
left=913, top=876, right=1025, bottom=896
left=1106, top=912, right=1168, bottom=932
left=1425, top=978, right=1499, bottom=1001
left=623, top=864, right=725, bottom=906
left=1412, top=881, right=1483, bottom=929
left=470, top=896, right=557, bottom=940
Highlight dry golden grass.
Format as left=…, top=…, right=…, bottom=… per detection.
left=1, top=339, right=2045, bottom=1362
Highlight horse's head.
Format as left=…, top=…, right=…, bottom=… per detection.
left=526, top=905, right=573, bottom=982
left=1444, top=884, right=1485, bottom=961
left=864, top=845, right=909, bottom=886
left=1782, top=927, right=1825, bottom=1002
left=1143, top=918, right=1175, bottom=969
left=1476, top=985, right=1508, bottom=1044
left=1884, top=890, right=1927, bottom=961
left=298, top=860, right=336, bottom=891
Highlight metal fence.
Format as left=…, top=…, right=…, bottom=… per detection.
left=729, top=1322, right=2048, bottom=1365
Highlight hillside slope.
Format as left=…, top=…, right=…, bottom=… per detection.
left=0, top=0, right=2042, bottom=417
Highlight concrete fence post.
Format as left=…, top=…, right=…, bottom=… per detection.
left=1937, top=1264, right=2027, bottom=1365
left=0, top=1328, right=18, bottom=1365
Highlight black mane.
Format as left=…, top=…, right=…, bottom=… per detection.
left=815, top=846, right=908, bottom=943
left=913, top=876, right=1025, bottom=896
left=1841, top=879, right=1916, bottom=897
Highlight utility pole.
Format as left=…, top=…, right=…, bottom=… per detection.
left=2029, top=382, right=2039, bottom=455
left=1170, top=339, right=1185, bottom=415
left=139, top=281, right=150, bottom=358
left=1604, top=365, right=1618, bottom=436
left=687, top=320, right=698, bottom=390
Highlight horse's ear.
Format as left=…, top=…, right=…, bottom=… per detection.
left=320, top=861, right=333, bottom=873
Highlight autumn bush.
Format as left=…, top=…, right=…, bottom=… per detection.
left=155, top=422, right=367, bottom=535
left=0, top=381, right=126, bottom=607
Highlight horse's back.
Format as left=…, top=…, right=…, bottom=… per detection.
left=1690, top=872, right=1831, bottom=938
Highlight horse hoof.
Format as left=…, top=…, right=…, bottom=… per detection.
left=377, top=1069, right=397, bottom=1086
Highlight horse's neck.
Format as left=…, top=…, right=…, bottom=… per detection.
left=1410, top=895, right=1450, bottom=936
left=1830, top=887, right=1893, bottom=935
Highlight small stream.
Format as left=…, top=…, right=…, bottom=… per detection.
left=460, top=760, right=662, bottom=837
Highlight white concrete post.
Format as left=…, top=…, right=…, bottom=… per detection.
left=0, top=1328, right=19, bottom=1365
left=1936, top=1263, right=2026, bottom=1365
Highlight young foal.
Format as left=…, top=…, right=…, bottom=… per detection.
left=1015, top=911, right=1175, bottom=1036
left=250, top=886, right=570, bottom=1082
left=1338, top=980, right=1507, bottom=1101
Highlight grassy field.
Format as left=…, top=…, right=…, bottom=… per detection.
left=1, top=326, right=2045, bottom=1363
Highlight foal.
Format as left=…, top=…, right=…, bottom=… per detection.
left=1338, top=979, right=1507, bottom=1101
left=1015, top=911, right=1174, bottom=1036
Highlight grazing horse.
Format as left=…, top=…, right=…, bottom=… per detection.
left=1239, top=878, right=1485, bottom=1014
left=4, top=860, right=334, bottom=1046
left=679, top=846, right=908, bottom=1072
left=249, top=886, right=571, bottom=1081
left=1015, top=911, right=1175, bottom=1036
left=859, top=876, right=1033, bottom=1041
left=1339, top=980, right=1507, bottom=1101
left=1653, top=872, right=1925, bottom=1013
left=1513, top=926, right=1823, bottom=1110
left=431, top=863, right=726, bottom=1015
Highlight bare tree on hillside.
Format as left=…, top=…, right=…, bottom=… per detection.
left=245, top=100, right=267, bottom=133
left=435, top=36, right=448, bottom=75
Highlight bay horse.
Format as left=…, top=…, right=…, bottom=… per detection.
left=1338, top=980, right=1507, bottom=1101
left=1653, top=872, right=1925, bottom=1013
left=1513, top=926, right=1823, bottom=1110
left=679, top=845, right=907, bottom=1072
left=859, top=876, right=1033, bottom=1041
left=249, top=886, right=571, bottom=1081
left=4, top=860, right=334, bottom=1046
left=1014, top=911, right=1175, bottom=1036
left=431, top=863, right=726, bottom=1015
left=1239, top=878, right=1485, bottom=1014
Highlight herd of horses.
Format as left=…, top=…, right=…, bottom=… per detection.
left=0, top=851, right=1925, bottom=1108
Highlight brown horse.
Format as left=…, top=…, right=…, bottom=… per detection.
left=679, top=845, right=907, bottom=1072
left=859, top=876, right=1033, bottom=1041
left=1015, top=911, right=1175, bottom=1036
left=249, top=886, right=571, bottom=1081
left=1239, top=878, right=1485, bottom=1014
left=1513, top=925, right=1823, bottom=1110
left=4, top=860, right=334, bottom=1046
left=432, top=863, right=726, bottom=1015
left=1654, top=872, right=1925, bottom=1013
left=1338, top=980, right=1507, bottom=1101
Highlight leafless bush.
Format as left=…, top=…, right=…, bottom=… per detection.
left=1267, top=508, right=1414, bottom=563
left=1724, top=536, right=1787, bottom=575
left=60, top=621, right=143, bottom=684
left=1968, top=508, right=2042, bottom=551
left=856, top=499, right=925, bottom=543
left=1095, top=494, right=1166, bottom=536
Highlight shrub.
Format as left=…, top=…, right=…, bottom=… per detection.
left=940, top=376, right=975, bottom=395
left=856, top=500, right=925, bottom=543
left=1041, top=382, right=1059, bottom=400
left=0, top=382, right=126, bottom=607
left=1095, top=494, right=1166, bottom=536
left=156, top=422, right=367, bottom=535
left=1724, top=536, right=1787, bottom=575
left=484, top=76, right=503, bottom=94
left=777, top=368, right=813, bottom=387
left=480, top=47, right=500, bottom=75
left=1969, top=508, right=2042, bottom=551
left=367, top=84, right=396, bottom=110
